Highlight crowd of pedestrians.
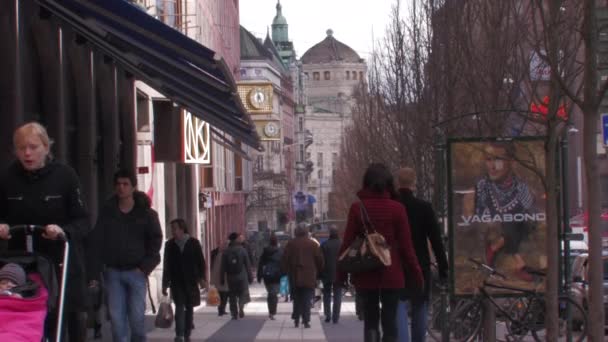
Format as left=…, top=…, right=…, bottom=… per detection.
left=0, top=121, right=448, bottom=342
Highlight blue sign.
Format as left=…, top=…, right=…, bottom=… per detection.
left=603, top=114, right=608, bottom=146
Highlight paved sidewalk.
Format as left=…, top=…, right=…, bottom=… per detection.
left=145, top=282, right=364, bottom=342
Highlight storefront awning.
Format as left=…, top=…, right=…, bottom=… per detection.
left=36, top=0, right=261, bottom=150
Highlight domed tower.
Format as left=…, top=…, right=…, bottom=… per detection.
left=301, top=29, right=366, bottom=113
left=300, top=30, right=366, bottom=220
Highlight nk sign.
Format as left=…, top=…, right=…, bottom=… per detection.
left=603, top=114, right=608, bottom=146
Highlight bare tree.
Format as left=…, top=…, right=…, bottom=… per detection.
left=336, top=0, right=608, bottom=339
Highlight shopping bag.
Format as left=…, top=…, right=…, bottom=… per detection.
left=279, top=275, right=289, bottom=296
left=154, top=298, right=173, bottom=329
left=207, top=286, right=220, bottom=306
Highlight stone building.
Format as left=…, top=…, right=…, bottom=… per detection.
left=239, top=22, right=297, bottom=233
left=300, top=29, right=366, bottom=220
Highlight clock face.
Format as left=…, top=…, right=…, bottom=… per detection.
left=249, top=88, right=266, bottom=109
left=264, top=122, right=279, bottom=138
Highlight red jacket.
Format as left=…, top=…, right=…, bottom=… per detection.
left=338, top=189, right=423, bottom=290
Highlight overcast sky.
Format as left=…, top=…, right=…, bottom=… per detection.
left=239, top=0, right=398, bottom=61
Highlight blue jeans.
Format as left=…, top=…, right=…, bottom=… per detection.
left=104, top=268, right=147, bottom=342
left=397, top=298, right=429, bottom=342
left=322, top=282, right=342, bottom=322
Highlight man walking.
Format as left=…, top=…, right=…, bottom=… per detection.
left=396, top=167, right=448, bottom=342
left=220, top=232, right=253, bottom=320
left=281, top=224, right=324, bottom=328
left=89, top=169, right=163, bottom=342
left=162, top=218, right=206, bottom=342
left=320, top=226, right=342, bottom=324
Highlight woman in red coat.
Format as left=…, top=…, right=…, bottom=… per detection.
left=338, top=163, right=423, bottom=342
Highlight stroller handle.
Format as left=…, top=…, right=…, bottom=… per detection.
left=9, top=224, right=67, bottom=242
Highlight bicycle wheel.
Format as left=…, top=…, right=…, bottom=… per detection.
left=505, top=297, right=541, bottom=341
left=427, top=297, right=482, bottom=342
left=427, top=298, right=442, bottom=342
left=530, top=296, right=588, bottom=342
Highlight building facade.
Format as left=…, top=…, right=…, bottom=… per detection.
left=239, top=2, right=298, bottom=234
left=300, top=29, right=366, bottom=220
left=0, top=0, right=259, bottom=306
left=131, top=0, right=251, bottom=288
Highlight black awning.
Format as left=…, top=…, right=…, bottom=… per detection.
left=37, top=0, right=261, bottom=150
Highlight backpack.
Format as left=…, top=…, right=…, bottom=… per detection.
left=225, top=248, right=243, bottom=275
left=262, top=250, right=282, bottom=282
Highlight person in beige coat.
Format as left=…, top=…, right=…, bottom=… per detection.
left=210, top=241, right=229, bottom=316
left=281, top=224, right=324, bottom=328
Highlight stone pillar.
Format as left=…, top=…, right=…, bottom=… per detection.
left=69, top=36, right=98, bottom=220
left=119, top=73, right=137, bottom=173
left=97, top=58, right=121, bottom=196
left=0, top=0, right=24, bottom=163
left=32, top=17, right=66, bottom=161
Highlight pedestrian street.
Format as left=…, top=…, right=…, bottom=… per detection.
left=91, top=282, right=364, bottom=342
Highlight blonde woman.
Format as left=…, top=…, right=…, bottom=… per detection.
left=0, top=122, right=89, bottom=342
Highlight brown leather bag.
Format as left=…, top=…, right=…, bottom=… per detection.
left=338, top=201, right=391, bottom=274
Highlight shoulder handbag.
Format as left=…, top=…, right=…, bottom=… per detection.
left=337, top=201, right=392, bottom=274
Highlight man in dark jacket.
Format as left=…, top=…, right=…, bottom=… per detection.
left=281, top=224, right=324, bottom=328
left=320, top=226, right=342, bottom=324
left=89, top=169, right=163, bottom=342
left=256, top=233, right=282, bottom=320
left=220, top=232, right=253, bottom=320
left=396, top=167, right=448, bottom=342
left=162, top=218, right=206, bottom=342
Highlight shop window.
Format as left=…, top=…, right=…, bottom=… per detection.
left=234, top=143, right=243, bottom=191
left=136, top=92, right=150, bottom=132
left=202, top=167, right=213, bottom=188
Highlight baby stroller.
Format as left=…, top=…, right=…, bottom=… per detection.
left=0, top=225, right=70, bottom=342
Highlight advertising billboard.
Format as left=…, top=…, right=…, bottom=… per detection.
left=448, top=138, right=547, bottom=295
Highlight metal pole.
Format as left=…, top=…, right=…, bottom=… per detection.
left=434, top=130, right=450, bottom=342
left=483, top=299, right=496, bottom=342
left=319, top=169, right=323, bottom=220
left=561, top=120, right=573, bottom=342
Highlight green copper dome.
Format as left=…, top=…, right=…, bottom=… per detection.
left=272, top=1, right=288, bottom=43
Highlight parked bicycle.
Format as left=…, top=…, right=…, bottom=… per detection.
left=427, top=258, right=587, bottom=342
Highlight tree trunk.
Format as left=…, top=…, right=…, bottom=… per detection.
left=583, top=106, right=603, bottom=341
left=583, top=0, right=605, bottom=340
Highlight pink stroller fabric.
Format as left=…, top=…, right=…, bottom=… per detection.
left=0, top=273, right=48, bottom=342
